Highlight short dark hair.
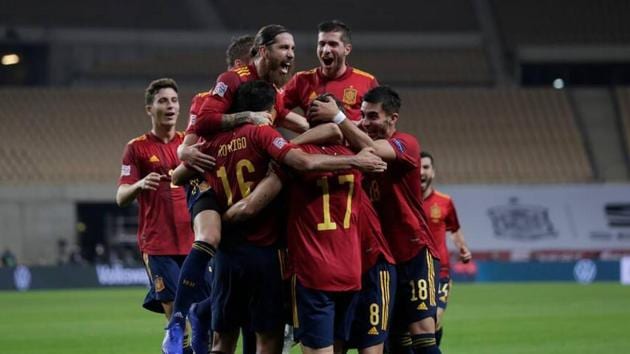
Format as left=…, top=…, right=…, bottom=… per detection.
left=226, top=35, right=255, bottom=68
left=251, top=24, right=290, bottom=57
left=420, top=151, right=434, bottom=165
left=318, top=20, right=352, bottom=44
left=145, top=78, right=178, bottom=105
left=233, top=80, right=276, bottom=112
left=363, top=86, right=401, bottom=115
left=315, top=93, right=345, bottom=113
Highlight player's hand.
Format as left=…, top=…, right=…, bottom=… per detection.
left=354, top=147, right=387, bottom=173
left=138, top=172, right=165, bottom=191
left=307, top=96, right=339, bottom=123
left=247, top=111, right=272, bottom=126
left=459, top=246, right=472, bottom=263
left=180, top=141, right=215, bottom=172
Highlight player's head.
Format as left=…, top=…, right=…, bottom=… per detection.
left=233, top=80, right=277, bottom=121
left=144, top=78, right=179, bottom=127
left=251, top=24, right=295, bottom=87
left=420, top=151, right=435, bottom=192
left=359, top=86, right=401, bottom=139
left=226, top=34, right=255, bottom=70
left=317, top=20, right=352, bottom=78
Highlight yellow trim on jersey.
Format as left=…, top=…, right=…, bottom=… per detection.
left=352, top=68, right=375, bottom=80
left=291, top=275, right=299, bottom=328
left=380, top=270, right=391, bottom=330
left=127, top=134, right=147, bottom=145
left=426, top=252, right=436, bottom=306
left=233, top=65, right=251, bottom=77
left=434, top=190, right=452, bottom=200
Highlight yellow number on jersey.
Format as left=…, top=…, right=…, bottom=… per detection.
left=216, top=159, right=255, bottom=207
left=316, top=174, right=355, bottom=231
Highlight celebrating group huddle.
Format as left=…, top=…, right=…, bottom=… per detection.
left=117, top=20, right=471, bottom=354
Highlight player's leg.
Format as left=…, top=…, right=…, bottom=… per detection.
left=435, top=277, right=450, bottom=347
left=249, top=245, right=285, bottom=354
left=346, top=260, right=397, bottom=354
left=241, top=326, right=257, bottom=354
left=165, top=190, right=222, bottom=354
left=212, top=246, right=247, bottom=354
left=293, top=277, right=336, bottom=354
left=332, top=291, right=361, bottom=354
left=398, top=248, right=440, bottom=354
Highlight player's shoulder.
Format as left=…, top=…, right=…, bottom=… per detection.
left=175, top=131, right=186, bottom=140
left=126, top=134, right=148, bottom=146
left=350, top=67, right=376, bottom=80
left=231, top=65, right=254, bottom=79
left=433, top=190, right=452, bottom=201
left=390, top=131, right=419, bottom=147
left=292, top=68, right=318, bottom=81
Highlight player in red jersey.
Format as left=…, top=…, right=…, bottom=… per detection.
left=420, top=151, right=471, bottom=348
left=310, top=86, right=442, bottom=354
left=283, top=20, right=378, bottom=123
left=115, top=78, right=194, bottom=353
left=172, top=80, right=385, bottom=354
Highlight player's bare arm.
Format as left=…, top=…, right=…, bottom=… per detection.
left=451, top=229, right=472, bottom=263
left=290, top=123, right=343, bottom=146
left=223, top=170, right=283, bottom=223
left=116, top=172, right=165, bottom=207
left=177, top=140, right=216, bottom=172
left=280, top=111, right=310, bottom=133
left=308, top=97, right=397, bottom=160
left=283, top=146, right=386, bottom=172
left=171, top=163, right=197, bottom=186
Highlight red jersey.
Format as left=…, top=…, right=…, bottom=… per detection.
left=187, top=64, right=285, bottom=136
left=118, top=132, right=193, bottom=255
left=285, top=144, right=363, bottom=292
left=364, top=131, right=439, bottom=263
left=358, top=191, right=396, bottom=273
left=424, top=190, right=461, bottom=278
left=282, top=66, right=378, bottom=121
left=199, top=124, right=294, bottom=246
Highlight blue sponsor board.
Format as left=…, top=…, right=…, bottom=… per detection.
left=452, top=260, right=620, bottom=283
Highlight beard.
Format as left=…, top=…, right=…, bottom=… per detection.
left=264, top=57, right=293, bottom=88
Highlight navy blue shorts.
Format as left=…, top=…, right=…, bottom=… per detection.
left=392, top=248, right=439, bottom=330
left=347, top=259, right=397, bottom=349
left=142, top=254, right=186, bottom=313
left=187, top=183, right=221, bottom=221
left=292, top=277, right=359, bottom=349
left=211, top=243, right=285, bottom=333
left=437, top=277, right=451, bottom=310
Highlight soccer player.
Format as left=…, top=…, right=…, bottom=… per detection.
left=173, top=80, right=385, bottom=354
left=164, top=25, right=307, bottom=354
left=420, top=151, right=471, bottom=347
left=310, top=86, right=442, bottom=354
left=115, top=78, right=193, bottom=352
left=283, top=20, right=378, bottom=122
left=181, top=33, right=257, bottom=354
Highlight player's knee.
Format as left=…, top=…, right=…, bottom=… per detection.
left=193, top=211, right=221, bottom=246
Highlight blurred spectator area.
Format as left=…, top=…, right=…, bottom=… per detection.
left=615, top=87, right=630, bottom=161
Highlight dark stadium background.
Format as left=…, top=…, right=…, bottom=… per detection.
left=0, top=1, right=629, bottom=353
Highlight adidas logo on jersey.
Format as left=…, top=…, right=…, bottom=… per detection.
left=417, top=302, right=428, bottom=311
left=367, top=326, right=379, bottom=336
left=149, top=155, right=160, bottom=163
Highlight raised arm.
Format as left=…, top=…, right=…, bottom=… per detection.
left=171, top=163, right=198, bottom=186
left=283, top=147, right=386, bottom=173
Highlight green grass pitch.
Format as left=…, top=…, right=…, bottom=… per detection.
left=1, top=283, right=629, bottom=354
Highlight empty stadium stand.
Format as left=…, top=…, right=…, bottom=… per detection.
left=397, top=88, right=593, bottom=183
left=0, top=87, right=593, bottom=185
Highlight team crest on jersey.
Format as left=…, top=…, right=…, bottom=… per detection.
left=121, top=165, right=131, bottom=176
left=213, top=81, right=228, bottom=97
left=392, top=139, right=405, bottom=153
left=272, top=137, right=287, bottom=149
left=154, top=276, right=165, bottom=292
left=430, top=204, right=442, bottom=222
left=343, top=87, right=358, bottom=105
left=149, top=155, right=160, bottom=163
